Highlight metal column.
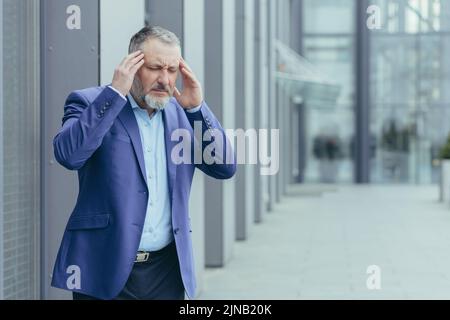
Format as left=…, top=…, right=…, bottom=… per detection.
left=235, top=0, right=247, bottom=240
left=290, top=0, right=305, bottom=183
left=41, top=0, right=100, bottom=299
left=0, top=0, right=4, bottom=300
left=355, top=0, right=371, bottom=183
left=253, top=0, right=263, bottom=223
left=267, top=0, right=277, bottom=211
left=204, top=0, right=236, bottom=267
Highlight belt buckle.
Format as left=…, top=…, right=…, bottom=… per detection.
left=135, top=251, right=150, bottom=263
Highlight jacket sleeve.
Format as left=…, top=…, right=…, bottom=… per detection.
left=183, top=101, right=236, bottom=179
left=53, top=86, right=128, bottom=170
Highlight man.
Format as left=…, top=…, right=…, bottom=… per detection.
left=51, top=26, right=236, bottom=300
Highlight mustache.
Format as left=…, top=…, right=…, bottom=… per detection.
left=151, top=83, right=171, bottom=93
left=140, top=84, right=173, bottom=102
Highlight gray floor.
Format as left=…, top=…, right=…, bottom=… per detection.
left=198, top=184, right=450, bottom=299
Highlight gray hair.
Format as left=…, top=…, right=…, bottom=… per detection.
left=128, top=25, right=181, bottom=53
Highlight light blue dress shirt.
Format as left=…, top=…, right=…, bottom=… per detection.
left=108, top=86, right=200, bottom=251
left=127, top=94, right=173, bottom=251
left=125, top=92, right=201, bottom=251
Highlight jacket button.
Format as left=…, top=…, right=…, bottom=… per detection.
left=174, top=228, right=180, bottom=235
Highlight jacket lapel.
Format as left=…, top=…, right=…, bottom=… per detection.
left=117, top=100, right=147, bottom=185
left=162, top=103, right=178, bottom=202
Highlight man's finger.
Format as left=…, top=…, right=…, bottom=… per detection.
left=180, top=66, right=195, bottom=80
left=121, top=50, right=143, bottom=66
left=181, top=68, right=198, bottom=86
left=180, top=58, right=193, bottom=72
left=130, top=59, right=145, bottom=74
left=126, top=53, right=145, bottom=69
left=174, top=86, right=181, bottom=98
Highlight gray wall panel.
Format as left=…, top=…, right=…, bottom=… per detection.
left=41, top=0, right=99, bottom=299
left=146, top=0, right=183, bottom=35
left=0, top=0, right=4, bottom=299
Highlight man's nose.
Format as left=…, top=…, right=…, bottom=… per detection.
left=158, top=70, right=169, bottom=85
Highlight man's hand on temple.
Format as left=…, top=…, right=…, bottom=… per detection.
left=174, top=57, right=203, bottom=110
left=111, top=50, right=145, bottom=96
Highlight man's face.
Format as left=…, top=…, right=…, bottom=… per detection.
left=131, top=38, right=181, bottom=110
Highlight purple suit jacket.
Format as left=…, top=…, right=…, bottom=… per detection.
left=51, top=86, right=235, bottom=299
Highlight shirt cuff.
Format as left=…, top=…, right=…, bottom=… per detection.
left=185, top=103, right=202, bottom=113
left=108, top=85, right=127, bottom=101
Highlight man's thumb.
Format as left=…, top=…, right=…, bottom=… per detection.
left=174, top=87, right=181, bottom=98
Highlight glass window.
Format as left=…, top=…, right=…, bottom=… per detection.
left=370, top=0, right=450, bottom=183
left=1, top=0, right=40, bottom=299
left=304, top=0, right=355, bottom=34
left=302, top=0, right=355, bottom=183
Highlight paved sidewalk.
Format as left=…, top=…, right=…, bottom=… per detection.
left=198, top=184, right=450, bottom=299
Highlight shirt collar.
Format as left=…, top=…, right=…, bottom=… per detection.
left=128, top=93, right=143, bottom=110
left=128, top=94, right=161, bottom=119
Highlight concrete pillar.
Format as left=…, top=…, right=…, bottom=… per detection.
left=259, top=0, right=270, bottom=215
left=276, top=1, right=283, bottom=202
left=204, top=0, right=236, bottom=267
left=290, top=0, right=305, bottom=183
left=267, top=0, right=278, bottom=210
left=235, top=0, right=256, bottom=240
left=183, top=0, right=206, bottom=296
left=253, top=1, right=268, bottom=223
left=244, top=0, right=256, bottom=230
left=276, top=0, right=292, bottom=198
left=0, top=0, right=4, bottom=300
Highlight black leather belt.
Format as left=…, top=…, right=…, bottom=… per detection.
left=134, top=241, right=175, bottom=263
left=135, top=251, right=150, bottom=263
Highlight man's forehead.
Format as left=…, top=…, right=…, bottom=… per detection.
left=141, top=39, right=181, bottom=65
left=147, top=56, right=179, bottom=66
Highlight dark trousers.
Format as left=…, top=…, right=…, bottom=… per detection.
left=73, top=241, right=185, bottom=300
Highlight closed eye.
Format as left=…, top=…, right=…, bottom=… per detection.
left=147, top=65, right=178, bottom=72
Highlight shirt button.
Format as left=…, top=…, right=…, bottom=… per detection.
left=148, top=174, right=152, bottom=179
left=149, top=201, right=153, bottom=206
left=149, top=227, right=153, bottom=233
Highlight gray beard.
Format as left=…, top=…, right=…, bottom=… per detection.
left=131, top=78, right=171, bottom=111
left=143, top=94, right=170, bottom=111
